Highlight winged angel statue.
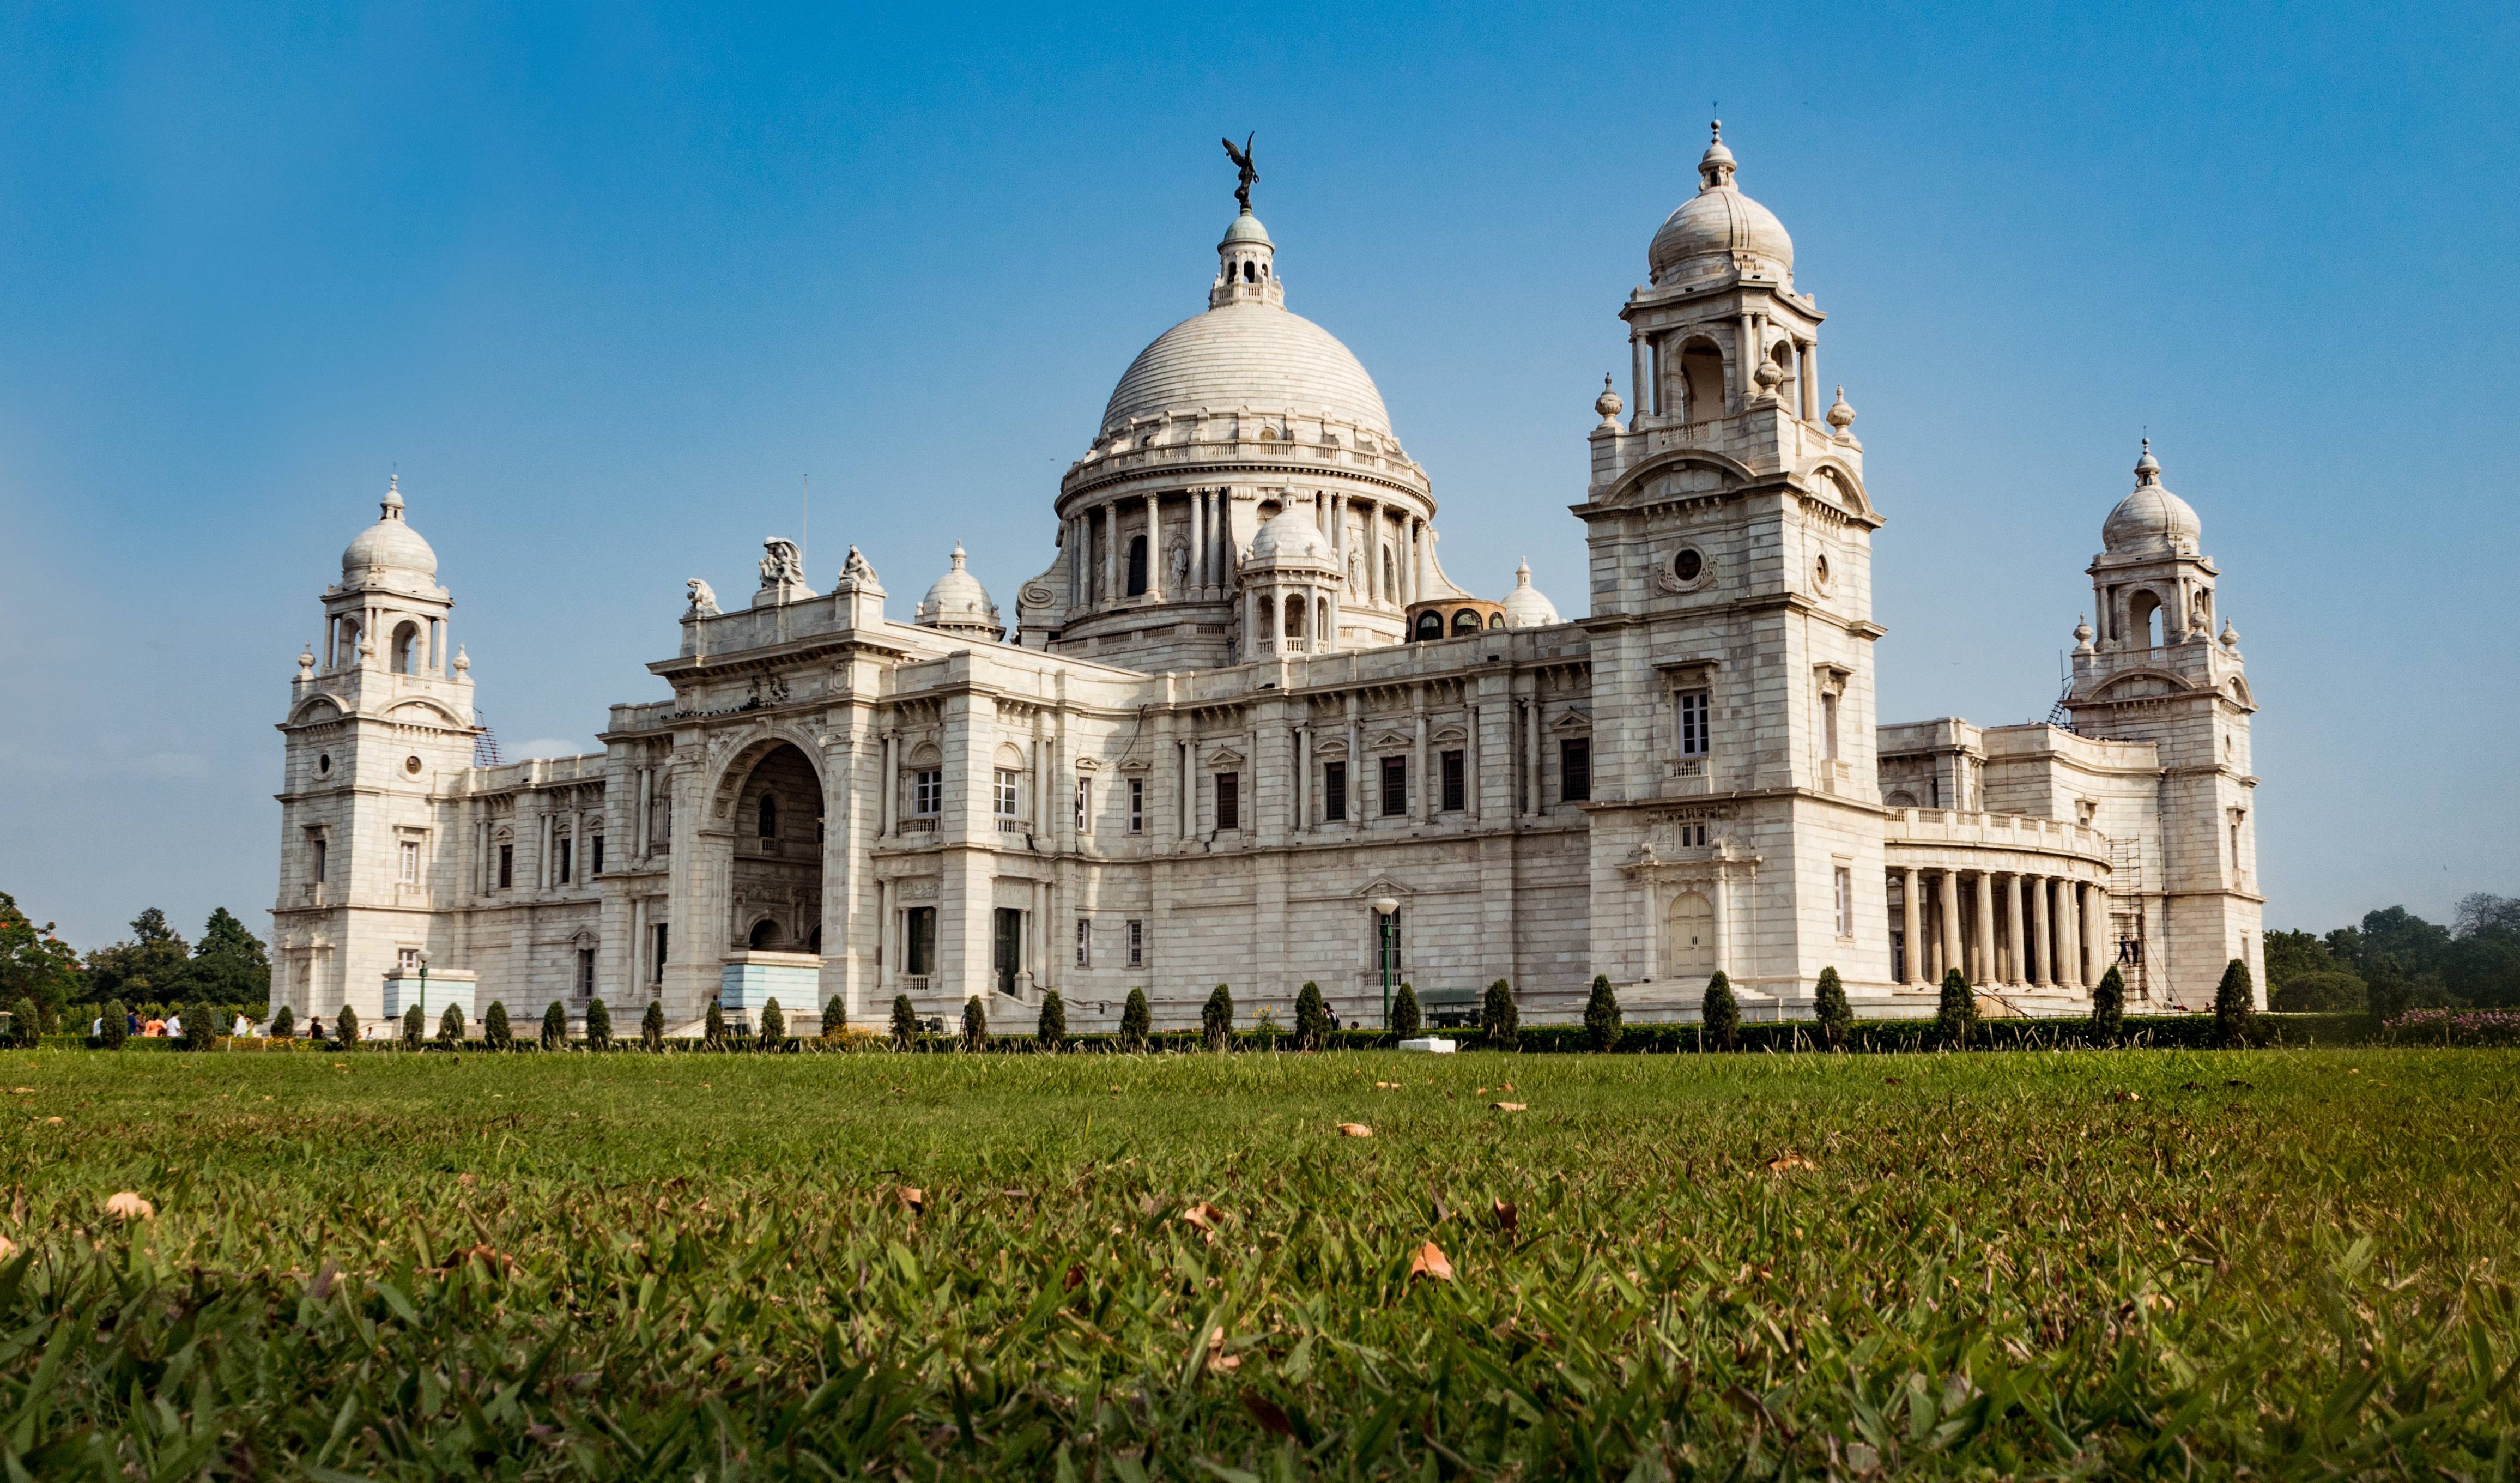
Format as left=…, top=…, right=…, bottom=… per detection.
left=1221, top=133, right=1258, bottom=211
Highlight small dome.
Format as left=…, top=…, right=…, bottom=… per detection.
left=1501, top=559, right=1560, bottom=628
left=1220, top=210, right=1273, bottom=247
left=1247, top=507, right=1335, bottom=567
left=341, top=476, right=438, bottom=585
left=2102, top=439, right=2203, bottom=555
left=915, top=543, right=1002, bottom=637
left=1647, top=122, right=1794, bottom=285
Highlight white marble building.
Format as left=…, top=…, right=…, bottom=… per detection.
left=269, top=128, right=2263, bottom=1034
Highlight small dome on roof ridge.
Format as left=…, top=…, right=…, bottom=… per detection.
left=1501, top=558, right=1559, bottom=628
left=915, top=543, right=1002, bottom=638
left=341, top=476, right=438, bottom=585
left=1247, top=506, right=1335, bottom=566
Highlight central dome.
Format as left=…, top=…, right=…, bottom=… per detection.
left=1100, top=302, right=1392, bottom=440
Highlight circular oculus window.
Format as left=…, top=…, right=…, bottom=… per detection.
left=1673, top=548, right=1704, bottom=583
left=403, top=755, right=423, bottom=776
left=1813, top=553, right=1833, bottom=591
left=316, top=753, right=331, bottom=776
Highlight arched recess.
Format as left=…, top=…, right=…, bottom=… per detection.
left=714, top=734, right=825, bottom=957
left=287, top=695, right=346, bottom=726
left=1679, top=338, right=1725, bottom=421
left=2129, top=589, right=2165, bottom=649
left=1282, top=593, right=1305, bottom=640
left=391, top=621, right=423, bottom=675
left=1126, top=535, right=1149, bottom=596
left=1667, top=893, right=1716, bottom=978
left=1450, top=608, right=1480, bottom=636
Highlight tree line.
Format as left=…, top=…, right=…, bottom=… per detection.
left=0, top=895, right=271, bottom=1036
left=2264, top=893, right=2519, bottom=1015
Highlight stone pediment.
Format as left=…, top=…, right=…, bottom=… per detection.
left=1204, top=747, right=1247, bottom=769
left=1349, top=876, right=1416, bottom=902
left=1369, top=731, right=1412, bottom=752
left=1550, top=707, right=1594, bottom=733
left=1431, top=725, right=1468, bottom=745
left=1073, top=755, right=1102, bottom=772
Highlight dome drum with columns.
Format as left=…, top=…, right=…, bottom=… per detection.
left=268, top=128, right=2265, bottom=1049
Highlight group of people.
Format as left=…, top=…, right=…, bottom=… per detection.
left=91, top=1008, right=184, bottom=1038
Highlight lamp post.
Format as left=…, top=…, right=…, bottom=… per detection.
left=416, top=948, right=431, bottom=1047
left=1371, top=896, right=1400, bottom=1030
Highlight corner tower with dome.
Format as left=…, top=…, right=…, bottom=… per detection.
left=266, top=130, right=2264, bottom=1039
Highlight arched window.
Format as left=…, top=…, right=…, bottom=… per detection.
left=1283, top=593, right=1305, bottom=639
left=1126, top=535, right=1148, bottom=596
left=758, top=792, right=777, bottom=839
left=1667, top=893, right=1716, bottom=977
left=1487, top=613, right=1505, bottom=631
left=1257, top=598, right=1275, bottom=641
left=391, top=621, right=422, bottom=675
left=749, top=919, right=777, bottom=950
left=1242, top=260, right=1256, bottom=282
left=1451, top=608, right=1480, bottom=636
left=1680, top=340, right=1725, bottom=421
left=1317, top=596, right=1330, bottom=643
left=1414, top=612, right=1443, bottom=641
left=2130, top=590, right=2164, bottom=649
left=1383, top=548, right=1397, bottom=596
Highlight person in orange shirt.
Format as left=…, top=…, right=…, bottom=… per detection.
left=143, top=1018, right=166, bottom=1037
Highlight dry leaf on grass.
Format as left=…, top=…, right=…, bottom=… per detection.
left=307, top=1259, right=340, bottom=1302
left=1241, top=1389, right=1296, bottom=1438
left=9, top=1087, right=30, bottom=1095
left=1492, top=1198, right=1518, bottom=1233
left=1204, top=1327, right=1242, bottom=1373
left=1374, top=1081, right=1401, bottom=1090
left=1180, top=1201, right=1225, bottom=1236
left=1764, top=1153, right=1818, bottom=1173
left=895, top=1185, right=926, bottom=1214
left=1492, top=1101, right=1528, bottom=1112
left=456, top=1173, right=477, bottom=1187
left=1338, top=1123, right=1374, bottom=1138
left=2110, top=1090, right=2142, bottom=1104
left=1500, top=1082, right=1515, bottom=1092
left=1062, top=1262, right=1086, bottom=1292
left=41, top=1117, right=61, bottom=1126
left=1408, top=1240, right=1455, bottom=1282
left=104, top=1192, right=154, bottom=1222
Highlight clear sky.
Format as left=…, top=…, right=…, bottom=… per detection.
left=3, top=2, right=2513, bottom=951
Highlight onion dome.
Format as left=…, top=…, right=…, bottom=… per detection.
left=1647, top=121, right=1795, bottom=287
left=1501, top=559, right=1560, bottom=628
left=2101, top=438, right=2203, bottom=555
left=1246, top=506, right=1336, bottom=567
left=914, top=543, right=1003, bottom=639
left=341, top=476, right=438, bottom=585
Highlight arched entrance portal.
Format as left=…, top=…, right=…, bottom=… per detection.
left=729, top=742, right=823, bottom=955
left=1666, top=892, right=1716, bottom=980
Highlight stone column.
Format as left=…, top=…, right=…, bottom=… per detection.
left=879, top=735, right=896, bottom=836
left=1735, top=313, right=1755, bottom=409
left=1900, top=867, right=1922, bottom=984
left=1973, top=871, right=1995, bottom=988
left=1099, top=505, right=1116, bottom=608
left=1523, top=694, right=1541, bottom=816
left=2004, top=874, right=2026, bottom=985
left=2056, top=878, right=2082, bottom=988
left=1798, top=338, right=1818, bottom=421
left=2027, top=875, right=2051, bottom=986
left=1344, top=693, right=1362, bottom=824
left=1631, top=332, right=1649, bottom=422
left=2083, top=883, right=2110, bottom=989
left=1294, top=725, right=1310, bottom=832
left=1465, top=703, right=1480, bottom=822
left=1145, top=492, right=1163, bottom=601
left=876, top=877, right=892, bottom=992
left=1190, top=491, right=1206, bottom=594
left=1411, top=687, right=1430, bottom=822
left=1711, top=867, right=1731, bottom=971
left=1937, top=871, right=1962, bottom=983
left=1404, top=519, right=1420, bottom=607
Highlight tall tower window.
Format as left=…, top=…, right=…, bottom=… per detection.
left=1214, top=771, right=1239, bottom=831
left=758, top=794, right=777, bottom=839
left=1822, top=692, right=1841, bottom=761
left=1834, top=867, right=1853, bottom=939
left=1379, top=755, right=1407, bottom=817
left=652, top=923, right=669, bottom=985
left=1560, top=738, right=1592, bottom=803
left=498, top=844, right=514, bottom=889
left=1075, top=918, right=1092, bottom=967
left=994, top=768, right=1021, bottom=820
left=308, top=834, right=327, bottom=882
left=1440, top=750, right=1465, bottom=812
left=1127, top=777, right=1144, bottom=834
left=912, top=770, right=942, bottom=816
left=397, top=840, right=419, bottom=885
left=1075, top=777, right=1092, bottom=833
left=1678, top=689, right=1711, bottom=756
left=1126, top=535, right=1149, bottom=596
left=1126, top=919, right=1144, bottom=967
left=1323, top=761, right=1347, bottom=821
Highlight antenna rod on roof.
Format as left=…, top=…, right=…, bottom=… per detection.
left=802, top=474, right=809, bottom=577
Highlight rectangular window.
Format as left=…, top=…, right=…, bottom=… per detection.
left=1323, top=761, right=1347, bottom=822
left=397, top=947, right=419, bottom=973
left=498, top=843, right=514, bottom=889
left=1834, top=865, right=1853, bottom=938
left=1822, top=691, right=1840, bottom=762
left=1380, top=755, right=1407, bottom=817
left=905, top=907, right=937, bottom=976
left=1215, top=771, right=1240, bottom=831
left=1560, top=737, right=1592, bottom=802
left=1075, top=918, right=1091, bottom=967
left=591, top=836, right=604, bottom=875
left=652, top=923, right=668, bottom=984
left=1440, top=750, right=1465, bottom=812
left=912, top=769, right=943, bottom=816
left=1127, top=777, right=1145, bottom=834
left=1126, top=918, right=1144, bottom=967
left=311, top=836, right=327, bottom=882
left=1680, top=821, right=1708, bottom=848
left=558, top=838, right=573, bottom=883
left=1678, top=689, right=1711, bottom=756
left=1075, top=778, right=1092, bottom=833
left=994, top=768, right=1020, bottom=818
left=397, top=839, right=419, bottom=885
left=652, top=799, right=672, bottom=852
left=577, top=948, right=596, bottom=998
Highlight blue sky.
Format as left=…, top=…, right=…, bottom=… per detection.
left=3, top=2, right=2513, bottom=949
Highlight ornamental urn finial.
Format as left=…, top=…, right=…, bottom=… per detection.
left=2073, top=615, right=2095, bottom=653
left=1826, top=384, right=1857, bottom=435
left=1594, top=373, right=1624, bottom=426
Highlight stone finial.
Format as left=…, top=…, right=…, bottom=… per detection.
left=452, top=644, right=470, bottom=673
left=296, top=645, right=315, bottom=676
left=2073, top=615, right=2095, bottom=653
left=1753, top=356, right=1784, bottom=394
left=2135, top=437, right=2161, bottom=486
left=1594, top=374, right=1624, bottom=427
left=1826, top=384, right=1857, bottom=434
left=380, top=473, right=404, bottom=520
left=2220, top=618, right=2241, bottom=652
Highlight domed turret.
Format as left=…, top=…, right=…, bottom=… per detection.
left=341, top=476, right=439, bottom=587
left=1647, top=122, right=1795, bottom=287
left=1501, top=559, right=1560, bottom=628
left=2102, top=439, right=2203, bottom=556
left=914, top=543, right=1003, bottom=641
left=1246, top=506, right=1335, bottom=567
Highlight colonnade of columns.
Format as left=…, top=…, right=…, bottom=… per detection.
left=1628, top=318, right=1824, bottom=426
left=1063, top=489, right=1430, bottom=615
left=1890, top=864, right=2111, bottom=992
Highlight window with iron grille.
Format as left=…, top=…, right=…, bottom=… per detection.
left=1323, top=761, right=1347, bottom=821
left=1127, top=777, right=1144, bottom=834
left=1560, top=738, right=1591, bottom=802
left=1439, top=750, right=1464, bottom=812
left=1075, top=778, right=1092, bottom=833
left=1126, top=919, right=1143, bottom=967
left=1380, top=755, right=1407, bottom=816
left=1075, top=918, right=1091, bottom=967
left=1215, top=771, right=1239, bottom=831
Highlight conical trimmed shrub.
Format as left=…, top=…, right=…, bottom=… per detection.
left=1390, top=982, right=1421, bottom=1039
left=267, top=1003, right=292, bottom=1042
left=1482, top=979, right=1519, bottom=1051
left=101, top=999, right=130, bottom=1050
left=760, top=998, right=785, bottom=1048
left=1583, top=975, right=1621, bottom=1053
left=824, top=997, right=846, bottom=1038
left=1294, top=982, right=1329, bottom=1050
left=1813, top=967, right=1851, bottom=1051
left=438, top=1002, right=465, bottom=1045
left=1936, top=968, right=1977, bottom=1049
left=1037, top=990, right=1066, bottom=1050
left=1119, top=989, right=1150, bottom=1051
left=962, top=995, right=989, bottom=1051
left=185, top=998, right=220, bottom=1051
left=705, top=997, right=727, bottom=1048
left=2214, top=958, right=2255, bottom=1048
left=1701, top=971, right=1740, bottom=1050
left=336, top=1004, right=360, bottom=1047
left=540, top=1001, right=564, bottom=1050
left=891, top=994, right=919, bottom=1050
left=585, top=997, right=611, bottom=1050
left=641, top=998, right=665, bottom=1051
left=402, top=1003, right=426, bottom=1051
left=1201, top=984, right=1233, bottom=1050
left=483, top=1000, right=511, bottom=1050
left=2091, top=966, right=2126, bottom=1045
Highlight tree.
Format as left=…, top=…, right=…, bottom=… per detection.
left=585, top=997, right=611, bottom=1050
left=1037, top=990, right=1066, bottom=1050
left=1482, top=979, right=1519, bottom=1051
left=824, top=996, right=846, bottom=1038
left=482, top=1000, right=510, bottom=1049
left=6, top=997, right=36, bottom=1049
left=2091, top=965, right=2126, bottom=1043
left=100, top=998, right=129, bottom=1050
left=1119, top=989, right=1150, bottom=1051
left=540, top=1001, right=565, bottom=1049
left=179, top=908, right=270, bottom=1006
left=0, top=893, right=81, bottom=1033
left=82, top=907, right=190, bottom=1014
left=2213, top=958, right=2254, bottom=1048
left=962, top=995, right=989, bottom=1051
left=1390, top=982, right=1421, bottom=1039
left=402, top=1003, right=426, bottom=1051
left=269, top=1004, right=294, bottom=1040
left=1201, top=984, right=1234, bottom=1050
left=336, top=1003, right=360, bottom=1046
left=705, top=998, right=727, bottom=1048
left=890, top=994, right=919, bottom=1050
left=184, top=997, right=219, bottom=1051
left=1701, top=971, right=1740, bottom=1051
left=2263, top=929, right=2335, bottom=992
left=1812, top=967, right=1851, bottom=1051
left=1294, top=982, right=1330, bottom=1050
left=642, top=1000, right=665, bottom=1051
left=2447, top=893, right=2520, bottom=1007
left=1583, top=975, right=1621, bottom=1053
left=1936, top=969, right=1977, bottom=1049
left=2273, top=971, right=2367, bottom=1013
left=438, top=1002, right=466, bottom=1045
left=760, top=998, right=785, bottom=1047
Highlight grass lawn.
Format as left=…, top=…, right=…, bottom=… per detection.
left=2, top=1045, right=2515, bottom=1478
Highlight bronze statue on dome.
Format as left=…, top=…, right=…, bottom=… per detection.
left=1221, top=132, right=1258, bottom=212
